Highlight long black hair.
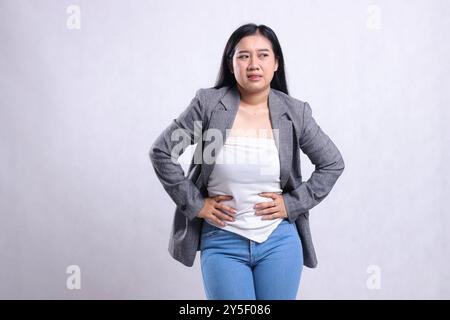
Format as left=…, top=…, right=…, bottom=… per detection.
left=214, top=23, right=289, bottom=95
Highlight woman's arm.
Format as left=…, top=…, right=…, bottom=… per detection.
left=149, top=89, right=206, bottom=221
left=283, top=101, right=345, bottom=223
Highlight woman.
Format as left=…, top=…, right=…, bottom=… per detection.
left=149, top=23, right=345, bottom=300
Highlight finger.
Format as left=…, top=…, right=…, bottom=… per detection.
left=254, top=200, right=278, bottom=210
left=209, top=213, right=226, bottom=226
left=212, top=209, right=235, bottom=222
left=216, top=203, right=237, bottom=215
left=258, top=192, right=277, bottom=199
left=261, top=213, right=280, bottom=220
left=215, top=195, right=234, bottom=202
left=255, top=206, right=278, bottom=216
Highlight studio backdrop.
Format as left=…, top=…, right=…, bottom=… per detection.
left=1, top=0, right=449, bottom=299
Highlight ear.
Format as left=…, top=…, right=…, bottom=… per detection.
left=274, top=58, right=279, bottom=72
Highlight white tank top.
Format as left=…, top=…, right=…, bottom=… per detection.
left=205, top=135, right=284, bottom=243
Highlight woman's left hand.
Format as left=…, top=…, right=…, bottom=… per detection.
left=254, top=192, right=288, bottom=220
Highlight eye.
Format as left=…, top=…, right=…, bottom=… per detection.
left=238, top=55, right=249, bottom=59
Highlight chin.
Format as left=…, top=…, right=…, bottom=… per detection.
left=244, top=82, right=266, bottom=90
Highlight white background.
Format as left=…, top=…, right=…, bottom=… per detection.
left=1, top=0, right=449, bottom=299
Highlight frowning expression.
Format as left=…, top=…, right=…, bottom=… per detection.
left=231, top=33, right=279, bottom=93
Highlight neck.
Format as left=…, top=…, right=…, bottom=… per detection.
left=237, top=85, right=270, bottom=107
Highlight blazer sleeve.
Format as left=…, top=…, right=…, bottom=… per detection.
left=283, top=101, right=345, bottom=223
left=149, top=89, right=206, bottom=221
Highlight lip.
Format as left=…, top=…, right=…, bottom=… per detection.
left=247, top=75, right=263, bottom=81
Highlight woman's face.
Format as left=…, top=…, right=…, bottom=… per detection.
left=231, top=33, right=279, bottom=94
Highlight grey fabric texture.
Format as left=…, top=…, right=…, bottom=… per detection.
left=149, top=86, right=345, bottom=268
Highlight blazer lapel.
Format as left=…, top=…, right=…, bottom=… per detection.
left=201, top=86, right=293, bottom=190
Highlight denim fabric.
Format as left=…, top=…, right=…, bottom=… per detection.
left=200, top=219, right=303, bottom=300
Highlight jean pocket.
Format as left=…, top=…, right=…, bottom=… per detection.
left=203, top=228, right=226, bottom=238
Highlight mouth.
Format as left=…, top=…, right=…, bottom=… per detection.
left=247, top=75, right=263, bottom=81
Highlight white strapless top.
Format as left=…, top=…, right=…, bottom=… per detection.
left=205, top=135, right=284, bottom=243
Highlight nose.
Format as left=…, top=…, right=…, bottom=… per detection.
left=248, top=61, right=260, bottom=71
left=248, top=54, right=260, bottom=71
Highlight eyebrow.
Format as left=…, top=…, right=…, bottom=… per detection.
left=236, top=49, right=270, bottom=54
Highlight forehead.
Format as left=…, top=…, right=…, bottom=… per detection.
left=235, top=34, right=273, bottom=52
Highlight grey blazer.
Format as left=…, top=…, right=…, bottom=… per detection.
left=149, top=86, right=345, bottom=268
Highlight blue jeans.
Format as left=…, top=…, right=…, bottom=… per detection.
left=200, top=219, right=303, bottom=300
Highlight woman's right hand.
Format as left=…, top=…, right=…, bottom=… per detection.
left=196, top=195, right=237, bottom=226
